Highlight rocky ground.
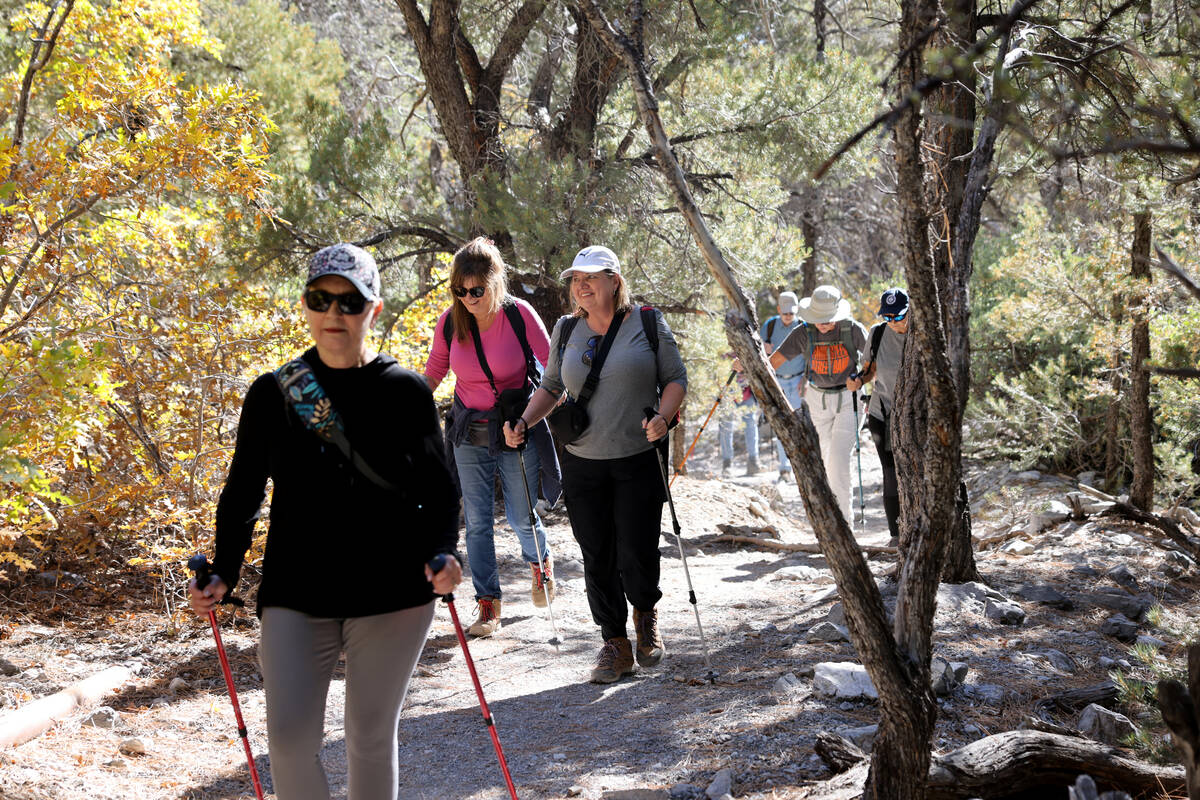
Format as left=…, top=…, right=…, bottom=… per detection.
left=1, top=433, right=1198, bottom=800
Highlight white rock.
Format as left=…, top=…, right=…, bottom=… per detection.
left=774, top=672, right=805, bottom=695
left=705, top=768, right=733, bottom=799
left=1002, top=539, right=1036, bottom=555
left=773, top=566, right=820, bottom=582
left=813, top=662, right=878, bottom=700
left=85, top=707, right=121, bottom=729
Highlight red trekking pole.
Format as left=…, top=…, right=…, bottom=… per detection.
left=428, top=555, right=519, bottom=800
left=671, top=370, right=736, bottom=486
left=188, top=554, right=266, bottom=800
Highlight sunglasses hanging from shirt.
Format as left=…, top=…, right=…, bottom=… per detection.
left=304, top=288, right=370, bottom=315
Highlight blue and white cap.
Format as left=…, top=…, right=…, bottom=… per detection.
left=878, top=287, right=909, bottom=316
left=306, top=243, right=381, bottom=301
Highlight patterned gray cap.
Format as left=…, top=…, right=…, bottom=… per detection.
left=306, top=243, right=381, bottom=301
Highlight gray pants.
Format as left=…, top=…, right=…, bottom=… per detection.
left=259, top=603, right=435, bottom=800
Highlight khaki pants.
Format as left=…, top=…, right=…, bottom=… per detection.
left=259, top=603, right=435, bottom=800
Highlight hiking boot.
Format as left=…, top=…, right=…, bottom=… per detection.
left=530, top=557, right=555, bottom=608
left=589, top=637, right=635, bottom=684
left=467, top=597, right=502, bottom=637
left=720, top=459, right=732, bottom=478
left=745, top=458, right=759, bottom=476
left=632, top=608, right=665, bottom=667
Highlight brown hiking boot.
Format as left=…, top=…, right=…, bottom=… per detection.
left=467, top=597, right=502, bottom=637
left=633, top=608, right=665, bottom=667
left=589, top=637, right=634, bottom=684
left=530, top=557, right=555, bottom=608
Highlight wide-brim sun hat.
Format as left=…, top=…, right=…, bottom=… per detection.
left=306, top=243, right=381, bottom=301
left=797, top=284, right=852, bottom=324
left=558, top=245, right=621, bottom=280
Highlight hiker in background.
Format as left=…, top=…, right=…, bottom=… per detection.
left=760, top=290, right=806, bottom=482
left=718, top=358, right=760, bottom=477
left=424, top=237, right=558, bottom=638
left=503, top=245, right=687, bottom=685
left=189, top=243, right=462, bottom=800
left=769, top=284, right=868, bottom=526
left=849, top=287, right=909, bottom=544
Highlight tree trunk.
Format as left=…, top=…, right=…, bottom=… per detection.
left=801, top=185, right=820, bottom=296
left=1128, top=210, right=1153, bottom=510
left=579, top=11, right=927, bottom=800
left=1104, top=289, right=1125, bottom=492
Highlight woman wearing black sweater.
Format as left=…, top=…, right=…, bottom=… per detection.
left=188, top=243, right=462, bottom=800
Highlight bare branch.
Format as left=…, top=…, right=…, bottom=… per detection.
left=1154, top=246, right=1200, bottom=302
left=11, top=0, right=75, bottom=154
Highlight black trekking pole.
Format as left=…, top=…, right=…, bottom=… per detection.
left=187, top=554, right=266, bottom=800
left=508, top=416, right=562, bottom=652
left=851, top=389, right=866, bottom=530
left=671, top=370, right=737, bottom=487
left=428, top=555, right=519, bottom=800
left=644, top=409, right=716, bottom=684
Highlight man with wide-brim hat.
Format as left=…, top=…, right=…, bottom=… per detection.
left=769, top=285, right=868, bottom=527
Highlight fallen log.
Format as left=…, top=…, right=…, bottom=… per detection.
left=925, top=730, right=1185, bottom=799
left=714, top=528, right=895, bottom=556
left=0, top=665, right=132, bottom=747
left=815, top=731, right=867, bottom=774
left=1035, top=682, right=1118, bottom=722
left=1099, top=502, right=1200, bottom=562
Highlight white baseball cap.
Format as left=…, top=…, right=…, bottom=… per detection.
left=559, top=245, right=621, bottom=280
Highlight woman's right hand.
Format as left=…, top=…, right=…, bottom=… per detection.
left=187, top=575, right=228, bottom=616
left=502, top=418, right=527, bottom=448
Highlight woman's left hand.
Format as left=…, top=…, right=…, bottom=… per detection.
left=425, top=554, right=463, bottom=596
left=643, top=412, right=669, bottom=442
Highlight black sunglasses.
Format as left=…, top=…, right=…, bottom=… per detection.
left=304, top=288, right=370, bottom=315
left=581, top=334, right=602, bottom=367
left=882, top=310, right=908, bottom=322
left=452, top=286, right=487, bottom=299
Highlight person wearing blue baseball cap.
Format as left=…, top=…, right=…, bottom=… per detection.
left=848, top=287, right=909, bottom=543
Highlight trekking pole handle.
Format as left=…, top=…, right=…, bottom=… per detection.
left=188, top=553, right=244, bottom=607
left=643, top=407, right=667, bottom=443
left=428, top=554, right=455, bottom=603
left=506, top=416, right=527, bottom=451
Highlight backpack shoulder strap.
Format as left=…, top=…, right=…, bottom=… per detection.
left=502, top=298, right=538, bottom=384
left=442, top=313, right=454, bottom=349
left=640, top=305, right=658, bottom=353
left=868, top=323, right=886, bottom=366
left=767, top=316, right=777, bottom=342
left=556, top=315, right=581, bottom=359
left=838, top=319, right=856, bottom=357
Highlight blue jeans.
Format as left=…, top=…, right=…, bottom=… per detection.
left=454, top=443, right=550, bottom=600
left=774, top=374, right=805, bottom=471
left=719, top=400, right=759, bottom=463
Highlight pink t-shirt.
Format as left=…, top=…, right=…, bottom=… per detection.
left=423, top=298, right=551, bottom=412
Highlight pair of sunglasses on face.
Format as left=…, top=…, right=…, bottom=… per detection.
left=452, top=286, right=487, bottom=299
left=304, top=288, right=371, bottom=315
left=882, top=310, right=908, bottom=322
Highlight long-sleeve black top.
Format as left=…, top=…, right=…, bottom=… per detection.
left=212, top=348, right=459, bottom=618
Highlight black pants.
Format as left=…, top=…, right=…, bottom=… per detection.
left=560, top=447, right=665, bottom=641
left=867, top=414, right=900, bottom=538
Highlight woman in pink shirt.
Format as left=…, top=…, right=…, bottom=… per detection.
left=425, top=238, right=557, bottom=637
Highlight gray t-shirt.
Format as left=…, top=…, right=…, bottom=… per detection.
left=865, top=322, right=906, bottom=420
left=775, top=320, right=867, bottom=390
left=543, top=309, right=688, bottom=460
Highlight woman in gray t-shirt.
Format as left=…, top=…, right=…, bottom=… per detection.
left=504, top=245, right=687, bottom=685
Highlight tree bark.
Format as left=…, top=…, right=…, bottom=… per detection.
left=800, top=184, right=821, bottom=295
left=1128, top=210, right=1153, bottom=510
